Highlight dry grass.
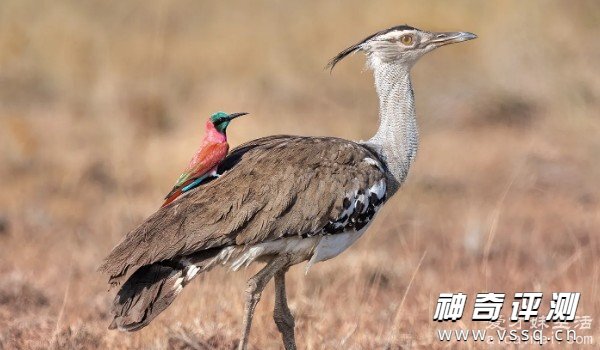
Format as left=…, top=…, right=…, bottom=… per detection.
left=0, top=1, right=599, bottom=349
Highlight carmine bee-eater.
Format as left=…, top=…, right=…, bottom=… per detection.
left=161, top=111, right=248, bottom=207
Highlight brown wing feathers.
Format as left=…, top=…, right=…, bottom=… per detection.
left=99, top=136, right=385, bottom=285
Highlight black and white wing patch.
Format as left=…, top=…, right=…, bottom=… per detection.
left=306, top=164, right=387, bottom=269
left=322, top=179, right=386, bottom=234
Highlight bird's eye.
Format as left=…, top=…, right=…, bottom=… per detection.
left=400, top=34, right=414, bottom=45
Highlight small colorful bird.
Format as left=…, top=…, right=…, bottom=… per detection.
left=161, top=111, right=248, bottom=207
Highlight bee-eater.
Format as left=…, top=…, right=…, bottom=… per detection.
left=161, top=111, right=248, bottom=207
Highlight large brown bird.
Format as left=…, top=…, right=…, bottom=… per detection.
left=99, top=25, right=476, bottom=350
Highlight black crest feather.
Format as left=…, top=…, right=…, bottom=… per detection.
left=326, top=24, right=416, bottom=71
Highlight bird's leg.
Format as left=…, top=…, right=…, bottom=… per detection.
left=273, top=269, right=296, bottom=350
left=238, top=255, right=290, bottom=350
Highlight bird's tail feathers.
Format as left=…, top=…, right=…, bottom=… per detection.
left=108, top=252, right=217, bottom=332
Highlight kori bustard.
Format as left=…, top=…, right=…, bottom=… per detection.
left=99, top=25, right=476, bottom=349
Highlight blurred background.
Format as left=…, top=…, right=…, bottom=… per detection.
left=0, top=1, right=598, bottom=349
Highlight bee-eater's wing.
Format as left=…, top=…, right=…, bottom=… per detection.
left=162, top=142, right=229, bottom=207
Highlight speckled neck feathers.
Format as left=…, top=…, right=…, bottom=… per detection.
left=363, top=63, right=418, bottom=196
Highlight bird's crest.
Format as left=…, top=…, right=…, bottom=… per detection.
left=326, top=25, right=416, bottom=72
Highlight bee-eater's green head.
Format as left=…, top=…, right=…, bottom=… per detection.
left=210, top=111, right=248, bottom=133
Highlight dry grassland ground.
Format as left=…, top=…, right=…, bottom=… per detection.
left=0, top=1, right=599, bottom=349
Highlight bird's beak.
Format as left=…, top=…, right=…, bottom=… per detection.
left=226, top=112, right=249, bottom=120
left=426, top=31, right=477, bottom=48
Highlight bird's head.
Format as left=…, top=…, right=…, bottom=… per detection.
left=327, top=25, right=476, bottom=71
left=210, top=111, right=248, bottom=134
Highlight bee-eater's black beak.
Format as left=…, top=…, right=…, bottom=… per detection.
left=226, top=112, right=249, bottom=121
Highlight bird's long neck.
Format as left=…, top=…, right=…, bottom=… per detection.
left=364, top=63, right=418, bottom=196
